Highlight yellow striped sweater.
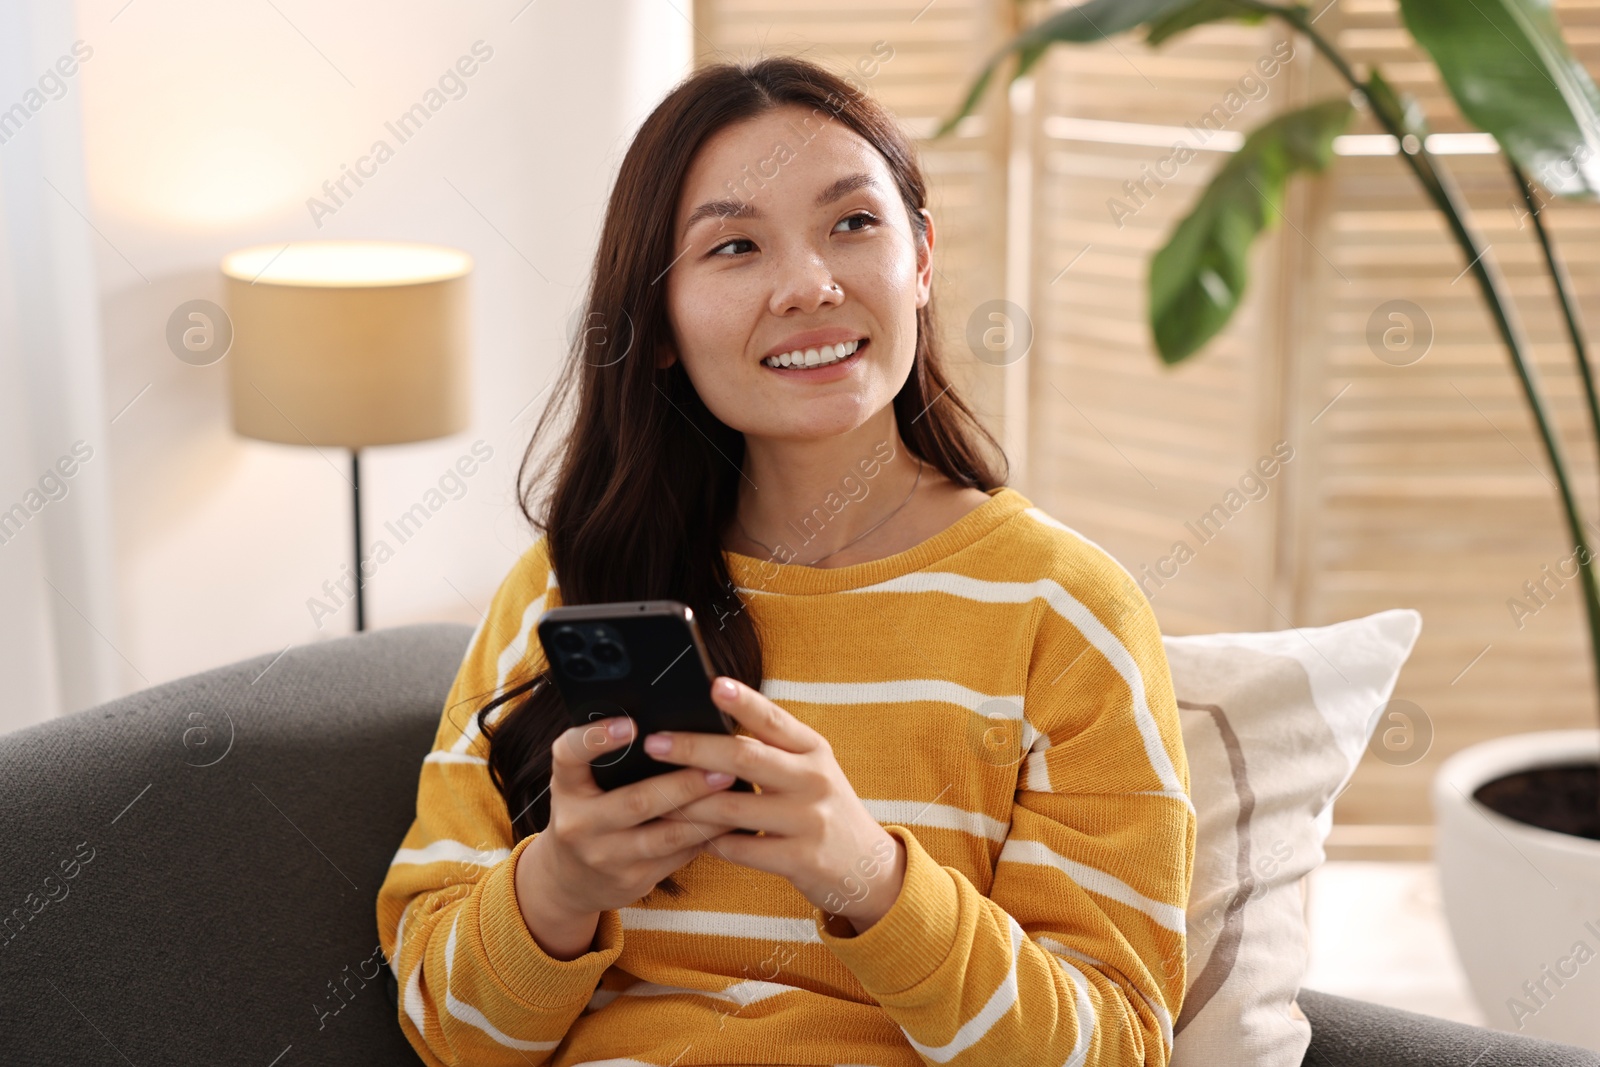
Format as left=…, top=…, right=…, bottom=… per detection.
left=376, top=485, right=1194, bottom=1066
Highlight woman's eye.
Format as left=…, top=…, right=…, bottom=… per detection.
left=709, top=237, right=755, bottom=257
left=834, top=211, right=878, bottom=234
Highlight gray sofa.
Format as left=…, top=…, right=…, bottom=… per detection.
left=1, top=622, right=1594, bottom=1067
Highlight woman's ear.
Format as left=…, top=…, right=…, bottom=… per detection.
left=655, top=345, right=678, bottom=370
left=914, top=208, right=936, bottom=309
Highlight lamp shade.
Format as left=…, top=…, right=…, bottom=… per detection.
left=221, top=240, right=472, bottom=448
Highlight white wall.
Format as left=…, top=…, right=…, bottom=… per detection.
left=1, top=0, right=692, bottom=729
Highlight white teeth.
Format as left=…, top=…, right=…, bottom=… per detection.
left=763, top=338, right=863, bottom=368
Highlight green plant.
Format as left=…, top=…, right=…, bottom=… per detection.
left=939, top=0, right=1600, bottom=768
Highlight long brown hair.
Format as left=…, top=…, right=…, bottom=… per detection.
left=475, top=55, right=1007, bottom=897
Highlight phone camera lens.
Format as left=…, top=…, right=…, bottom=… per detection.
left=565, top=655, right=595, bottom=679
left=591, top=640, right=623, bottom=664
left=552, top=627, right=584, bottom=653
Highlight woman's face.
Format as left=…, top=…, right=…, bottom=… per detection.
left=662, top=103, right=934, bottom=442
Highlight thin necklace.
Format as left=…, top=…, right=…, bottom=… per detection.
left=736, top=457, right=925, bottom=568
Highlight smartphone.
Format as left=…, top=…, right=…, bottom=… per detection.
left=535, top=600, right=758, bottom=799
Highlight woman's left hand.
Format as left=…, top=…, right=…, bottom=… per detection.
left=645, top=676, right=906, bottom=934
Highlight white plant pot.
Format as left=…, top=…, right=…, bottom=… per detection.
left=1434, top=729, right=1600, bottom=1049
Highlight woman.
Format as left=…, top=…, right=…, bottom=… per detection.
left=376, top=55, right=1193, bottom=1067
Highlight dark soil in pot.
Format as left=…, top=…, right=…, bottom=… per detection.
left=1473, top=762, right=1600, bottom=842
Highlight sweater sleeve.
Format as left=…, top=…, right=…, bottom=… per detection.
left=812, top=554, right=1194, bottom=1066
left=375, top=538, right=625, bottom=1067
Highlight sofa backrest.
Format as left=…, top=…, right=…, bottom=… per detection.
left=0, top=622, right=473, bottom=1066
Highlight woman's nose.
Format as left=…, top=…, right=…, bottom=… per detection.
left=769, top=262, right=844, bottom=315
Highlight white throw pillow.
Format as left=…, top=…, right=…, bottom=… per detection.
left=1164, top=608, right=1423, bottom=1067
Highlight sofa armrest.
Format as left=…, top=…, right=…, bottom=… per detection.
left=0, top=622, right=473, bottom=1066
left=1298, top=988, right=1600, bottom=1066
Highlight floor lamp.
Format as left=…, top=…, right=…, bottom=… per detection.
left=221, top=240, right=473, bottom=631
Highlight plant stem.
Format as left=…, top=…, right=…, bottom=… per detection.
left=1509, top=159, right=1599, bottom=470
left=1252, top=0, right=1600, bottom=739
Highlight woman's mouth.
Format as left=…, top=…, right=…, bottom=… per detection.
left=761, top=337, right=866, bottom=371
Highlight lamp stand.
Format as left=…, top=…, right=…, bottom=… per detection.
left=352, top=448, right=366, bottom=632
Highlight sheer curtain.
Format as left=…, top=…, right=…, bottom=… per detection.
left=0, top=0, right=121, bottom=733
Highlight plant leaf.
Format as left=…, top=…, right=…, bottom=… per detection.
left=1145, top=0, right=1264, bottom=47
left=1360, top=68, right=1430, bottom=142
left=1149, top=98, right=1355, bottom=364
left=1398, top=0, right=1600, bottom=197
left=933, top=0, right=1202, bottom=138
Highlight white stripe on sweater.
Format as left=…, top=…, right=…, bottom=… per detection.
left=583, top=978, right=804, bottom=1013
left=761, top=677, right=1023, bottom=716
left=390, top=839, right=510, bottom=868
left=403, top=961, right=428, bottom=1044
left=861, top=798, right=1010, bottom=842
left=390, top=899, right=410, bottom=981
left=829, top=570, right=1188, bottom=809
left=1035, top=934, right=1171, bottom=1053
left=423, top=750, right=488, bottom=765
left=444, top=914, right=559, bottom=1052
left=618, top=978, right=800, bottom=1007
left=901, top=914, right=1028, bottom=1061
left=493, top=570, right=557, bottom=690
left=1032, top=934, right=1106, bottom=972
left=617, top=907, right=823, bottom=943
left=582, top=985, right=622, bottom=1014
left=999, top=838, right=1186, bottom=934
left=449, top=568, right=558, bottom=756
left=1036, top=927, right=1100, bottom=1062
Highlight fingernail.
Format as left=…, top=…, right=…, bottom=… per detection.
left=705, top=771, right=734, bottom=787
left=607, top=718, right=632, bottom=739
left=644, top=732, right=672, bottom=754
left=717, top=677, right=739, bottom=698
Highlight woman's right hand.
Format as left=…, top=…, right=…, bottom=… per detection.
left=518, top=715, right=739, bottom=931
